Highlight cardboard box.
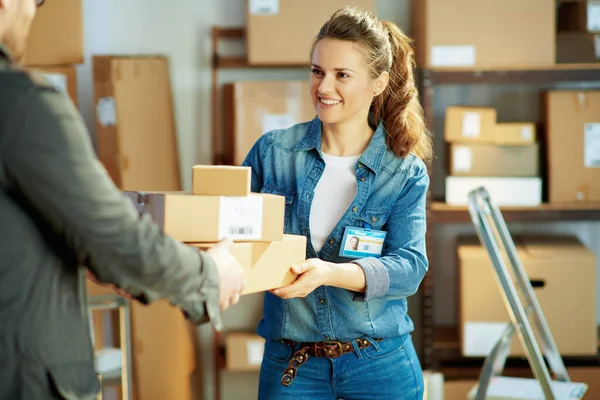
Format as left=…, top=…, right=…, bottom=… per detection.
left=93, top=56, right=181, bottom=192
left=192, top=234, right=306, bottom=294
left=445, top=107, right=497, bottom=144
left=557, top=32, right=600, bottom=64
left=223, top=80, right=315, bottom=165
left=23, top=0, right=83, bottom=66
left=458, top=236, right=597, bottom=357
left=413, top=0, right=555, bottom=68
left=544, top=91, right=600, bottom=203
left=123, top=191, right=285, bottom=243
left=495, top=123, right=537, bottom=145
left=246, top=0, right=375, bottom=65
left=558, top=0, right=600, bottom=32
left=445, top=176, right=542, bottom=206
left=449, top=143, right=539, bottom=177
left=224, top=333, right=265, bottom=371
left=192, top=165, right=251, bottom=196
left=30, top=65, right=78, bottom=108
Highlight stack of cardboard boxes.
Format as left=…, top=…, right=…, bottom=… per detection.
left=23, top=0, right=83, bottom=108
left=122, top=165, right=307, bottom=380
left=444, top=106, right=542, bottom=206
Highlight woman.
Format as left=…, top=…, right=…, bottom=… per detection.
left=243, top=6, right=432, bottom=400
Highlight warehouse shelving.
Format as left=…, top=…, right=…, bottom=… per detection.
left=419, top=64, right=600, bottom=378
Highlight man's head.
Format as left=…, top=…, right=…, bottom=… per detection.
left=0, top=0, right=42, bottom=63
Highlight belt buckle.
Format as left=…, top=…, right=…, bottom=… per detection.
left=320, top=340, right=344, bottom=358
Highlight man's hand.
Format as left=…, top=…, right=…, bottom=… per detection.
left=205, top=238, right=246, bottom=310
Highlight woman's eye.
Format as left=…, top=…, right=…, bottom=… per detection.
left=338, top=72, right=349, bottom=79
left=311, top=68, right=323, bottom=76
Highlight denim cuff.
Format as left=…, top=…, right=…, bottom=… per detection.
left=351, top=257, right=390, bottom=301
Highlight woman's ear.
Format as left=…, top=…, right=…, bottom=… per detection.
left=373, top=71, right=390, bottom=96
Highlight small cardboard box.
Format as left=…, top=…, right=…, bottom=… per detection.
left=192, top=165, right=251, bottom=197
left=225, top=333, right=265, bottom=372
left=449, top=143, right=539, bottom=177
left=192, top=234, right=306, bottom=294
left=445, top=107, right=497, bottom=144
left=458, top=236, right=597, bottom=357
left=494, top=122, right=537, bottom=145
left=123, top=191, right=285, bottom=243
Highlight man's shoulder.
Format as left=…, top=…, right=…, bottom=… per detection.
left=0, top=64, right=60, bottom=93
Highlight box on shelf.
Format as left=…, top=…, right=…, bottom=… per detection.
left=192, top=165, right=251, bottom=197
left=445, top=176, right=542, bottom=206
left=23, top=0, right=83, bottom=66
left=225, top=332, right=265, bottom=371
left=544, top=90, right=600, bottom=203
left=444, top=107, right=497, bottom=144
left=122, top=191, right=285, bottom=243
left=223, top=80, right=314, bottom=165
left=494, top=123, right=537, bottom=145
left=192, top=234, right=306, bottom=294
left=458, top=235, right=597, bottom=357
left=246, top=0, right=375, bottom=65
left=449, top=143, right=539, bottom=177
left=412, top=0, right=555, bottom=68
left=93, top=56, right=181, bottom=192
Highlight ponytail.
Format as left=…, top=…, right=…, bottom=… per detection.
left=371, top=21, right=432, bottom=163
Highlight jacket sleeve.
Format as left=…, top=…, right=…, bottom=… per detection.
left=351, top=164, right=429, bottom=302
left=1, top=83, right=222, bottom=329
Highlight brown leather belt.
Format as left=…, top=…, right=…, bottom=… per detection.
left=279, top=338, right=383, bottom=386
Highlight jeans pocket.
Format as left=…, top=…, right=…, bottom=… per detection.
left=363, top=336, right=405, bottom=360
left=263, top=340, right=293, bottom=363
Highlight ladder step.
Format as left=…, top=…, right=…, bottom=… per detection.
left=468, top=376, right=587, bottom=400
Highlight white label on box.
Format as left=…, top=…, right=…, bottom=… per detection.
left=43, top=73, right=68, bottom=94
left=431, top=46, right=475, bottom=67
left=462, top=112, right=481, bottom=137
left=97, top=97, right=117, bottom=127
left=246, top=340, right=265, bottom=365
left=262, top=113, right=296, bottom=135
left=521, top=125, right=533, bottom=141
left=452, top=146, right=472, bottom=172
left=588, top=3, right=600, bottom=31
left=463, top=322, right=510, bottom=356
left=584, top=123, right=600, bottom=168
left=219, top=196, right=263, bottom=240
left=249, top=0, right=279, bottom=15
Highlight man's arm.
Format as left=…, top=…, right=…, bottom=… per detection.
left=1, top=79, right=221, bottom=328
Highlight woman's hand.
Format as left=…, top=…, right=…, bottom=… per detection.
left=271, top=258, right=333, bottom=299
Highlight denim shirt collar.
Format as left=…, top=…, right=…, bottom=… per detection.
left=294, top=116, right=387, bottom=175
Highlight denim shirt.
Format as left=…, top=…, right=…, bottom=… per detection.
left=242, top=116, right=429, bottom=343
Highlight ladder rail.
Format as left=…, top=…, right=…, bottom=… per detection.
left=467, top=188, right=556, bottom=399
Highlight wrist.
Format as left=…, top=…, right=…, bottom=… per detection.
left=322, top=261, right=336, bottom=287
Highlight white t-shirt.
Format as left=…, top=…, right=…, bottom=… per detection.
left=309, top=153, right=361, bottom=252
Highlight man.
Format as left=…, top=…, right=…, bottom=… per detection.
left=0, top=0, right=245, bottom=398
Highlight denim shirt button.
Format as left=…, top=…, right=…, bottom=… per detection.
left=360, top=177, right=366, bottom=182
left=352, top=206, right=358, bottom=213
left=371, top=216, right=378, bottom=222
left=329, top=239, right=335, bottom=245
left=319, top=298, right=326, bottom=305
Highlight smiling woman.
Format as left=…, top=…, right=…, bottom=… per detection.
left=242, top=6, right=431, bottom=400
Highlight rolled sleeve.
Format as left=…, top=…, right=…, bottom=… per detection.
left=190, top=251, right=222, bottom=330
left=351, top=257, right=390, bottom=301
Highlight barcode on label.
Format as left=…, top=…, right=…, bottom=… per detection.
left=229, top=227, right=254, bottom=235
left=363, top=244, right=370, bottom=251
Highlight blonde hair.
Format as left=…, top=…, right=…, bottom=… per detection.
left=311, top=7, right=433, bottom=163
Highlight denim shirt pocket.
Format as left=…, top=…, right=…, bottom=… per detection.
left=260, top=184, right=296, bottom=232
left=353, top=208, right=391, bottom=230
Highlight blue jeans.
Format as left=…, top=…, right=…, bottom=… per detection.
left=258, top=334, right=424, bottom=400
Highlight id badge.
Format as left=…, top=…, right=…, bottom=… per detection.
left=339, top=226, right=387, bottom=259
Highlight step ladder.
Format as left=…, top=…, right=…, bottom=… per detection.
left=465, top=187, right=588, bottom=400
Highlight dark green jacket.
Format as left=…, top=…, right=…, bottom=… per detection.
left=0, top=44, right=221, bottom=399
